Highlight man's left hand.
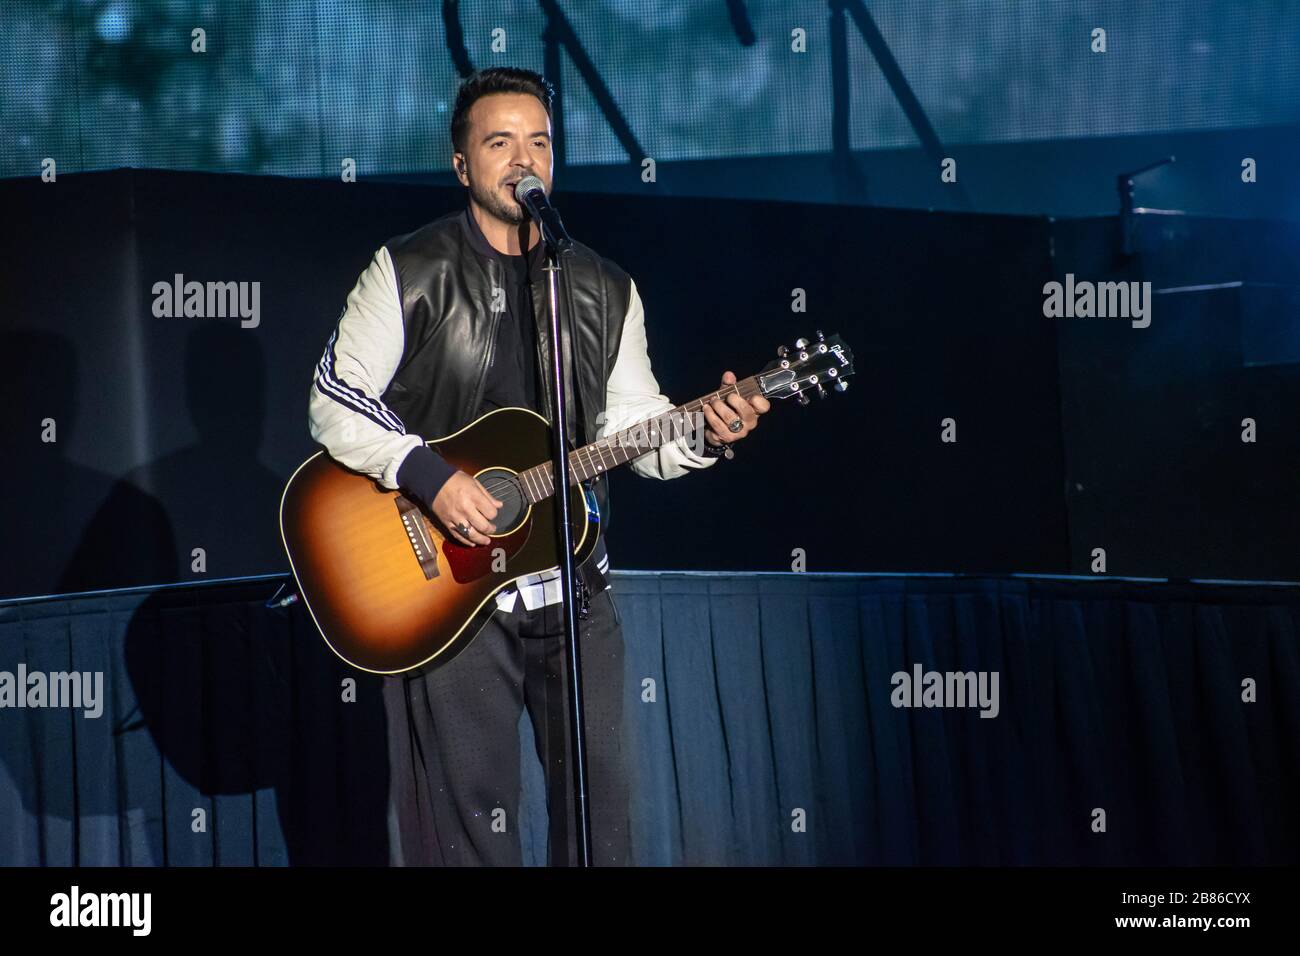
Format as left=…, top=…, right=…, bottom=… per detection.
left=702, top=370, right=771, bottom=447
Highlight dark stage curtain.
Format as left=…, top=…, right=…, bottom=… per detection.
left=0, top=573, right=1296, bottom=866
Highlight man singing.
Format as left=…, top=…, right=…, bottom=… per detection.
left=307, top=66, right=769, bottom=865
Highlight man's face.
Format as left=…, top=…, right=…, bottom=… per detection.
left=454, top=92, right=553, bottom=226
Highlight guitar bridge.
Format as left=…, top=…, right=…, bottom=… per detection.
left=395, top=494, right=441, bottom=580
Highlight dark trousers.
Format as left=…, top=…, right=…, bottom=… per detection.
left=381, top=584, right=631, bottom=866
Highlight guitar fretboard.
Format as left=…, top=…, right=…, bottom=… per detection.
left=515, top=375, right=762, bottom=504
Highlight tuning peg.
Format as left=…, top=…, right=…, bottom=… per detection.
left=794, top=337, right=810, bottom=349
left=815, top=330, right=825, bottom=342
left=796, top=391, right=811, bottom=405
left=815, top=383, right=827, bottom=398
left=777, top=345, right=789, bottom=358
left=834, top=380, right=849, bottom=393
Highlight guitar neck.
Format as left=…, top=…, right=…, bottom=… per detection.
left=516, top=375, right=763, bottom=503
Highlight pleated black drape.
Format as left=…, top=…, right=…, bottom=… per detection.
left=617, top=573, right=1300, bottom=865
left=1, top=573, right=1296, bottom=865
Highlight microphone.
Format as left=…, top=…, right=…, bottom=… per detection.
left=513, top=175, right=574, bottom=254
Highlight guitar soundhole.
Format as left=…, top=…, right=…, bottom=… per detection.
left=476, top=468, right=529, bottom=535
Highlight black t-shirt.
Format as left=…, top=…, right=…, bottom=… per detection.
left=466, top=208, right=546, bottom=416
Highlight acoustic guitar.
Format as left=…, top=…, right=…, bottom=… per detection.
left=280, top=331, right=854, bottom=674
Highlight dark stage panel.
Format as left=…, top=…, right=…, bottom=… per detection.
left=0, top=169, right=1070, bottom=599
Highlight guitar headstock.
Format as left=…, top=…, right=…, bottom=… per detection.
left=757, top=331, right=855, bottom=405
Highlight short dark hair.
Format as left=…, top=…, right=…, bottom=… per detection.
left=450, top=67, right=555, bottom=155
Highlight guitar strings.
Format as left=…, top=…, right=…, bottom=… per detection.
left=444, top=370, right=834, bottom=529
left=475, top=425, right=713, bottom=501
left=469, top=382, right=764, bottom=502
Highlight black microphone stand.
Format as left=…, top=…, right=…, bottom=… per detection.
left=528, top=197, right=593, bottom=867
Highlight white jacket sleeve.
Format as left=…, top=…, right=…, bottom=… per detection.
left=597, top=277, right=720, bottom=480
left=308, top=247, right=454, bottom=500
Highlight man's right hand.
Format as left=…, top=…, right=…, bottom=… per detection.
left=431, top=471, right=504, bottom=546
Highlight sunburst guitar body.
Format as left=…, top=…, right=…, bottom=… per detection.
left=281, top=408, right=598, bottom=675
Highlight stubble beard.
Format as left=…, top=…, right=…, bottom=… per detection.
left=469, top=171, right=527, bottom=226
